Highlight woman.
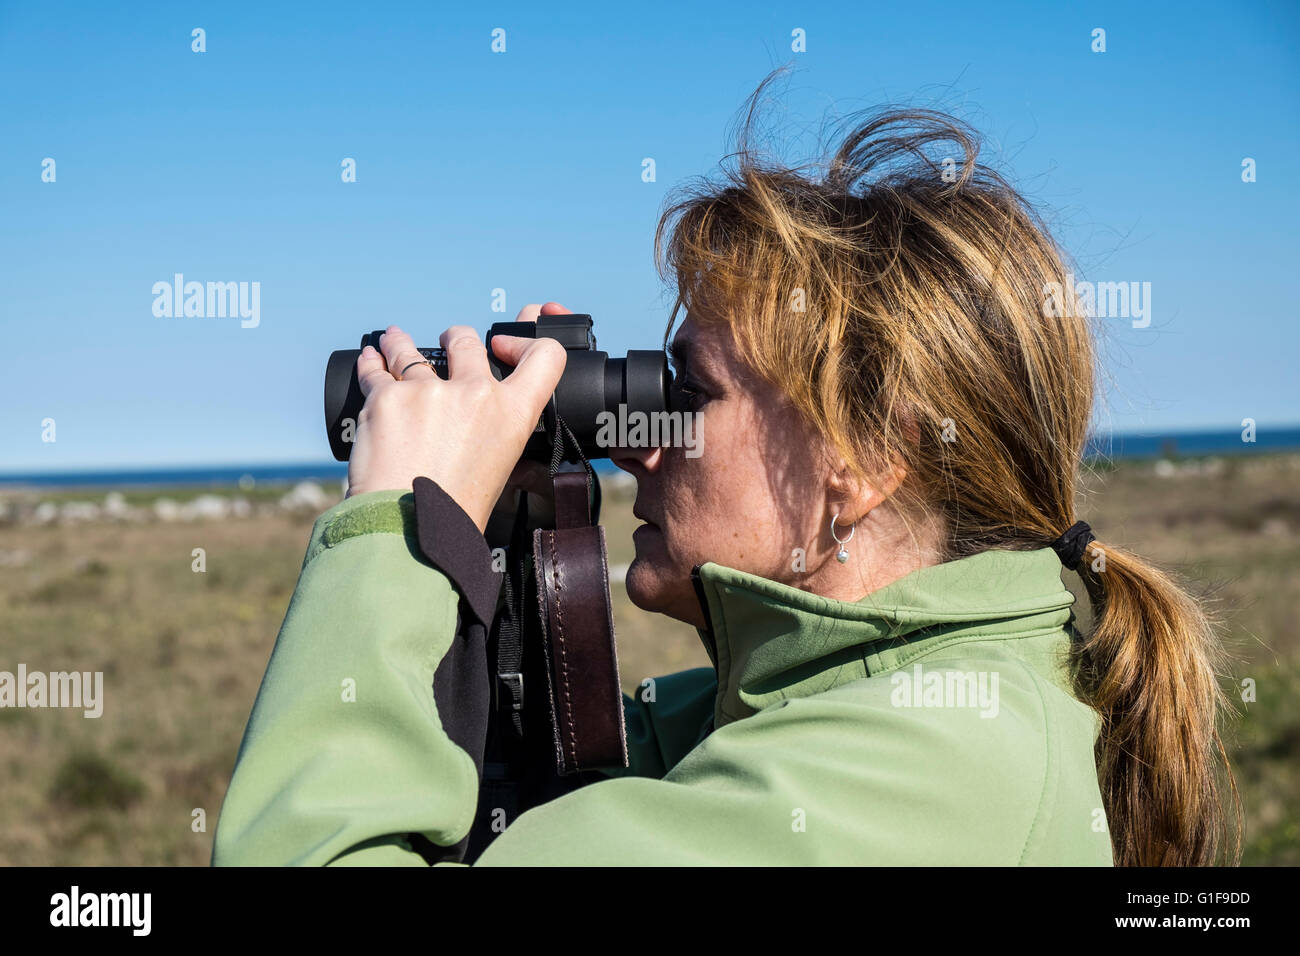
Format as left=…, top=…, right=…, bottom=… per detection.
left=212, top=87, right=1239, bottom=867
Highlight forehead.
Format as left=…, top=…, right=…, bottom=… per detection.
left=669, top=316, right=729, bottom=371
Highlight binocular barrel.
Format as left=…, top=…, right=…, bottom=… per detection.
left=324, top=317, right=671, bottom=463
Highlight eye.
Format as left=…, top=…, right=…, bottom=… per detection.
left=670, top=376, right=707, bottom=412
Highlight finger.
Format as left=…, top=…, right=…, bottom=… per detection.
left=379, top=325, right=437, bottom=382
left=493, top=335, right=567, bottom=406
left=513, top=301, right=571, bottom=325
left=357, top=345, right=396, bottom=399
left=438, top=325, right=492, bottom=380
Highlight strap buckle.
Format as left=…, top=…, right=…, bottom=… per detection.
left=496, top=671, right=524, bottom=713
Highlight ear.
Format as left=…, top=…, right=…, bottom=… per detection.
left=825, top=446, right=907, bottom=526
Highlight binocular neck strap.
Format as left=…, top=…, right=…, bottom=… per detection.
left=532, top=433, right=628, bottom=774
left=551, top=467, right=592, bottom=529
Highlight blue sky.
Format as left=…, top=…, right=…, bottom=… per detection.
left=1, top=0, right=1296, bottom=470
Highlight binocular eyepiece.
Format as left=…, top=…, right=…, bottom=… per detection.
left=324, top=314, right=671, bottom=463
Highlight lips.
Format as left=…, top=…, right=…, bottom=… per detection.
left=633, top=505, right=659, bottom=527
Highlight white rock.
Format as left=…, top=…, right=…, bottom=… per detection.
left=280, top=481, right=332, bottom=511
left=154, top=498, right=181, bottom=521
left=187, top=494, right=230, bottom=520
left=103, top=491, right=129, bottom=518
left=34, top=502, right=59, bottom=524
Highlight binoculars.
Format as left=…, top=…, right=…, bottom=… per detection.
left=324, top=314, right=671, bottom=463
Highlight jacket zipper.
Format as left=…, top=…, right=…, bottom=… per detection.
left=690, top=565, right=718, bottom=675
left=690, top=565, right=719, bottom=740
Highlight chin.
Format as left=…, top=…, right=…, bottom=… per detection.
left=624, top=555, right=703, bottom=627
left=624, top=558, right=666, bottom=613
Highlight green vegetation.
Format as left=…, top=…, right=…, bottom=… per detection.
left=49, top=750, right=146, bottom=811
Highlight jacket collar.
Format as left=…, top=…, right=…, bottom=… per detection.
left=690, top=548, right=1076, bottom=730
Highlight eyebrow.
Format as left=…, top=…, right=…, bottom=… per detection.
left=670, top=335, right=726, bottom=391
left=667, top=337, right=692, bottom=375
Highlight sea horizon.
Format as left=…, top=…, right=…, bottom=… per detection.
left=3, top=424, right=1298, bottom=490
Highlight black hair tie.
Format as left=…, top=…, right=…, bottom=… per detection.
left=1051, top=521, right=1095, bottom=571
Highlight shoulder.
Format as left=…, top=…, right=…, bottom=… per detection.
left=680, top=651, right=1107, bottom=864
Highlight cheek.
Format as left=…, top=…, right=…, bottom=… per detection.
left=659, top=410, right=791, bottom=574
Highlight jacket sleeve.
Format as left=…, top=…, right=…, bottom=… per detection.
left=211, top=480, right=503, bottom=866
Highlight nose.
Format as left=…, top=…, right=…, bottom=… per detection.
left=609, top=445, right=662, bottom=477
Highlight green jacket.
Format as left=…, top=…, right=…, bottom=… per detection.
left=211, top=487, right=1114, bottom=865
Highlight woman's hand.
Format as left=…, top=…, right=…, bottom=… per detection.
left=489, top=302, right=577, bottom=522
left=345, top=317, right=568, bottom=533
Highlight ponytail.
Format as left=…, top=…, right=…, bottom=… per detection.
left=1072, top=540, right=1242, bottom=866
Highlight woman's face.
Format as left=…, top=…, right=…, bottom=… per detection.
left=611, top=317, right=835, bottom=628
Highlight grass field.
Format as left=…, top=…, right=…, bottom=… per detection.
left=1, top=454, right=1296, bottom=865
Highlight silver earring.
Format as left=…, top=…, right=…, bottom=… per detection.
left=830, top=512, right=855, bottom=563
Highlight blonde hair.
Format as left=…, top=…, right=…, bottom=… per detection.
left=655, top=72, right=1241, bottom=866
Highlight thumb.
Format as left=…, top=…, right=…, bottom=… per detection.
left=492, top=335, right=567, bottom=411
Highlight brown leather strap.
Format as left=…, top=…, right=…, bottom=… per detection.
left=532, top=470, right=628, bottom=774
left=551, top=467, right=592, bottom=529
